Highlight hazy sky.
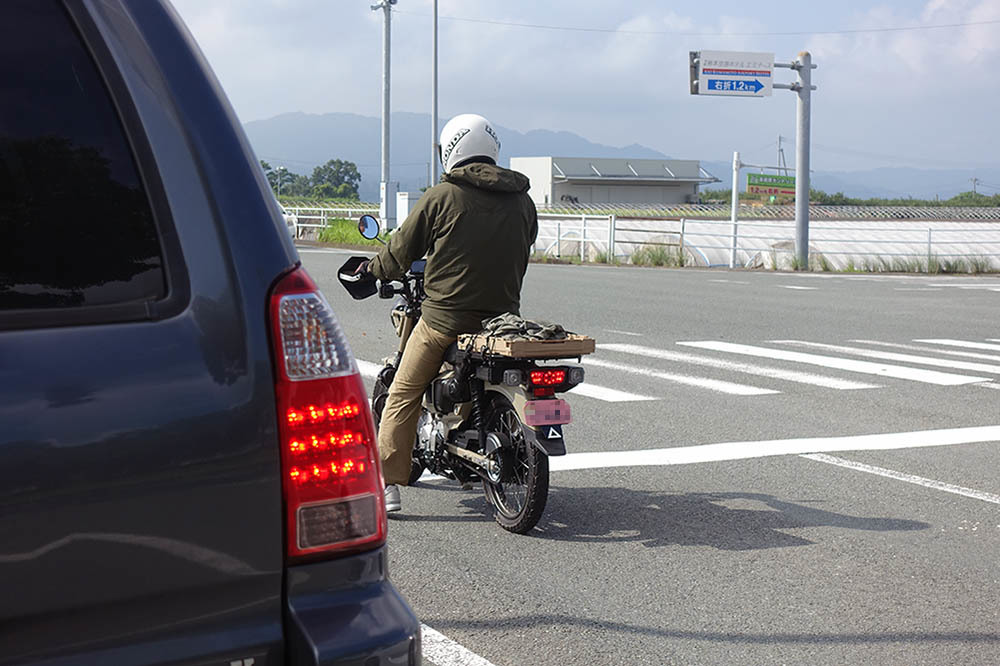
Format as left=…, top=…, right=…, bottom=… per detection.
left=170, top=0, right=1000, bottom=172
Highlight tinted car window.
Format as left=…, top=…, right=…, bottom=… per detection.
left=0, top=0, right=165, bottom=311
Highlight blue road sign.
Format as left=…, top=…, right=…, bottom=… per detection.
left=707, top=78, right=764, bottom=94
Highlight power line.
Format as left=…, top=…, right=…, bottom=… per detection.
left=392, top=9, right=1000, bottom=37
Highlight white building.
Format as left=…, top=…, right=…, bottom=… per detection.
left=510, top=156, right=718, bottom=207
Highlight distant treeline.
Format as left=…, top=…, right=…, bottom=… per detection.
left=700, top=188, right=1000, bottom=207
left=261, top=159, right=361, bottom=200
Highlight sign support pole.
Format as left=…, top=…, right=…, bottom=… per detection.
left=730, top=151, right=741, bottom=269
left=794, top=52, right=812, bottom=269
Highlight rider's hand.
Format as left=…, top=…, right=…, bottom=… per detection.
left=353, top=260, right=371, bottom=276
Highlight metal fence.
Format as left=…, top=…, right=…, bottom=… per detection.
left=284, top=205, right=377, bottom=239
left=539, top=203, right=1000, bottom=221
left=534, top=215, right=1000, bottom=270
left=288, top=203, right=1000, bottom=270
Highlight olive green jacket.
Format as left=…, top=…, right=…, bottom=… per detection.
left=368, top=163, right=538, bottom=336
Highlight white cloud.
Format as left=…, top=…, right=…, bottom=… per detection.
left=169, top=0, right=1000, bottom=169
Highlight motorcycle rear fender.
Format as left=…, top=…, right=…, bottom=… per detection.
left=487, top=386, right=566, bottom=457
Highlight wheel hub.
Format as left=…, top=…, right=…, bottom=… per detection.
left=484, top=432, right=514, bottom=483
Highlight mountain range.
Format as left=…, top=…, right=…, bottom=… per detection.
left=243, top=112, right=999, bottom=202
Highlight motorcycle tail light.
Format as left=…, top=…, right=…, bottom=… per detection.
left=529, top=368, right=566, bottom=386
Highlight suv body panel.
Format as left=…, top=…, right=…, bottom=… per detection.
left=0, top=1, right=418, bottom=663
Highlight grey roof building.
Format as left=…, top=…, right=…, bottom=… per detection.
left=510, top=156, right=719, bottom=207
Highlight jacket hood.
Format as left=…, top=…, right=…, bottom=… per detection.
left=443, top=163, right=530, bottom=193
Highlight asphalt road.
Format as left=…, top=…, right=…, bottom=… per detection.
left=303, top=247, right=1000, bottom=666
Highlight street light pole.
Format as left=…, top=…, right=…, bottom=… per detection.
left=430, top=0, right=438, bottom=187
left=372, top=0, right=397, bottom=227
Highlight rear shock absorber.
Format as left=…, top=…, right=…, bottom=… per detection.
left=469, top=378, right=486, bottom=451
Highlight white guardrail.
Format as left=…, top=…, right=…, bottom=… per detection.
left=286, top=205, right=1000, bottom=270
left=533, top=215, right=1000, bottom=270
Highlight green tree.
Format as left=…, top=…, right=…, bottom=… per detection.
left=310, top=159, right=361, bottom=199
left=282, top=172, right=312, bottom=197
left=260, top=160, right=296, bottom=195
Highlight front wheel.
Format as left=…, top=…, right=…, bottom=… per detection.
left=481, top=394, right=549, bottom=534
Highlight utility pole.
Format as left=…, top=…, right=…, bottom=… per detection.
left=775, top=52, right=816, bottom=269
left=777, top=135, right=788, bottom=176
left=372, top=0, right=398, bottom=228
left=793, top=52, right=812, bottom=269
left=730, top=151, right=741, bottom=268
left=971, top=177, right=979, bottom=194
left=430, top=0, right=439, bottom=188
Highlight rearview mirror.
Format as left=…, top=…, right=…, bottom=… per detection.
left=358, top=214, right=380, bottom=240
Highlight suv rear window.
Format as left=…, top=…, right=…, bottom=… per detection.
left=0, top=0, right=165, bottom=312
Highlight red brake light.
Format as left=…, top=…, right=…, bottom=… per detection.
left=270, top=267, right=386, bottom=562
left=529, top=369, right=566, bottom=386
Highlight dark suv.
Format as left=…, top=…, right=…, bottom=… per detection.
left=0, top=1, right=419, bottom=664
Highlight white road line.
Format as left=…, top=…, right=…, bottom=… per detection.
left=801, top=453, right=1000, bottom=505
left=915, top=339, right=1000, bottom=353
left=548, top=424, right=1000, bottom=472
left=677, top=341, right=988, bottom=386
left=422, top=624, right=499, bottom=666
left=781, top=285, right=818, bottom=290
left=568, top=383, right=657, bottom=402
left=989, top=339, right=1000, bottom=343
left=709, top=279, right=750, bottom=284
left=775, top=340, right=1000, bottom=375
left=851, top=339, right=1000, bottom=363
left=980, top=382, right=1000, bottom=390
left=604, top=328, right=643, bottom=337
left=894, top=288, right=942, bottom=292
left=926, top=284, right=1000, bottom=292
left=584, top=357, right=779, bottom=396
left=356, top=359, right=382, bottom=378
left=599, top=343, right=879, bottom=390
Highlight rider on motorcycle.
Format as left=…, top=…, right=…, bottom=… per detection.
left=360, top=113, right=538, bottom=513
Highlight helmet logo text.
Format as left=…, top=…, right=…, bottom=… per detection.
left=441, top=128, right=471, bottom=169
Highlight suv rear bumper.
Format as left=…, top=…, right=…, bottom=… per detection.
left=286, top=546, right=420, bottom=665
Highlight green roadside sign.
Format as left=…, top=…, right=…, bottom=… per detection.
left=747, top=172, right=795, bottom=197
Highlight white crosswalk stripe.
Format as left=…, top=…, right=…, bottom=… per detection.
left=775, top=340, right=1000, bottom=374
left=358, top=337, right=1000, bottom=404
left=851, top=339, right=1000, bottom=363
left=599, top=343, right=880, bottom=390
left=676, top=341, right=988, bottom=386
left=914, top=339, right=1000, bottom=353
left=568, top=383, right=657, bottom=402
left=584, top=357, right=778, bottom=396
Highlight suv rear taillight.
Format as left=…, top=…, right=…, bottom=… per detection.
left=269, top=267, right=386, bottom=562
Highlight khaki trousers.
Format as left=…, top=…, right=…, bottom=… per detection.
left=378, top=318, right=456, bottom=485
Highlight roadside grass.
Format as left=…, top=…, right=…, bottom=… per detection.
left=593, top=250, right=622, bottom=265
left=316, top=218, right=383, bottom=246
left=630, top=245, right=686, bottom=267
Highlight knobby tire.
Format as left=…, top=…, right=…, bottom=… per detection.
left=481, top=393, right=549, bottom=534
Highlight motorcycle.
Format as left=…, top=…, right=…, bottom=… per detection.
left=337, top=214, right=587, bottom=533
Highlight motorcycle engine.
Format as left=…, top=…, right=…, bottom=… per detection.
left=416, top=410, right=447, bottom=459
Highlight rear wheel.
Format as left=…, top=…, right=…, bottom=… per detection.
left=371, top=378, right=425, bottom=486
left=481, top=394, right=549, bottom=534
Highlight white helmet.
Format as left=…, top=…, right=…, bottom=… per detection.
left=438, top=113, right=500, bottom=173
